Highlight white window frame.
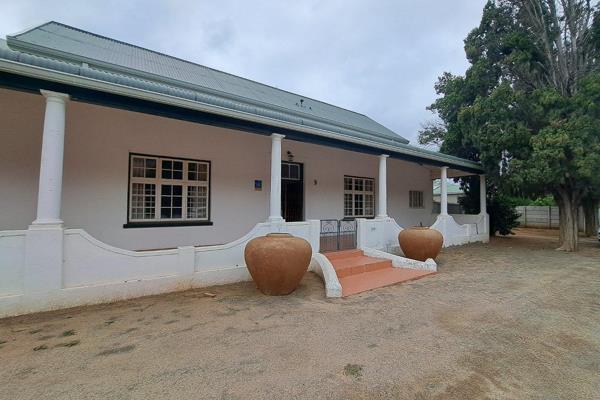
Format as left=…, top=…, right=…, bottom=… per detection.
left=343, top=176, right=375, bottom=218
left=409, top=190, right=424, bottom=209
left=128, top=154, right=211, bottom=224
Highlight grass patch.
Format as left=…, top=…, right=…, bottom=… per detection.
left=343, top=364, right=364, bottom=379
left=61, top=330, right=76, bottom=337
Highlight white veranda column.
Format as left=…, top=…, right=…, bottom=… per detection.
left=440, top=166, right=448, bottom=216
left=479, top=174, right=487, bottom=215
left=32, top=90, right=70, bottom=226
left=377, top=154, right=389, bottom=218
left=268, top=133, right=285, bottom=222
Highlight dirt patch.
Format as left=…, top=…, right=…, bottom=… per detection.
left=1, top=232, right=599, bottom=399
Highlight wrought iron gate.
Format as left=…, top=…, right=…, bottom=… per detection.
left=320, top=219, right=357, bottom=252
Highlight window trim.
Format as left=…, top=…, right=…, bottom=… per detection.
left=343, top=175, right=376, bottom=218
left=409, top=190, right=425, bottom=209
left=124, top=153, right=212, bottom=228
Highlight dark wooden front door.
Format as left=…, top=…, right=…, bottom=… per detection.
left=281, top=162, right=304, bottom=222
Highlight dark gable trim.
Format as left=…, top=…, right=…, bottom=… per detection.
left=0, top=72, right=484, bottom=175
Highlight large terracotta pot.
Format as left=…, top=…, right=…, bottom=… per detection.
left=398, top=227, right=443, bottom=261
left=244, top=233, right=312, bottom=295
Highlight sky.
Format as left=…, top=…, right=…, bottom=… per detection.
left=0, top=0, right=486, bottom=145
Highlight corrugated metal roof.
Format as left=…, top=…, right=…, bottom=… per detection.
left=0, top=22, right=483, bottom=172
left=7, top=21, right=409, bottom=145
left=433, top=180, right=464, bottom=195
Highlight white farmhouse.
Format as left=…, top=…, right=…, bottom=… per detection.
left=0, top=22, right=488, bottom=316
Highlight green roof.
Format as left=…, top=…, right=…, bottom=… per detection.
left=433, top=180, right=464, bottom=195
left=0, top=21, right=483, bottom=173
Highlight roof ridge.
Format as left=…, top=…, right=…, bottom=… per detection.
left=12, top=21, right=403, bottom=141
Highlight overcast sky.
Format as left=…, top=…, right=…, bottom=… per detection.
left=0, top=0, right=486, bottom=145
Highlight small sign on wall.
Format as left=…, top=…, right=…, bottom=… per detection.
left=254, top=180, right=263, bottom=191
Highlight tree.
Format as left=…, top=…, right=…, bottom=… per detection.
left=419, top=0, right=600, bottom=251
left=582, top=192, right=599, bottom=236
left=458, top=176, right=521, bottom=236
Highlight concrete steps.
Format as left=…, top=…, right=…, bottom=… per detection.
left=324, top=249, right=434, bottom=297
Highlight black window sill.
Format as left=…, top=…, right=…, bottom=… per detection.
left=123, top=221, right=214, bottom=228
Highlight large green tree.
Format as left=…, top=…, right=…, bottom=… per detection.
left=420, top=0, right=600, bottom=251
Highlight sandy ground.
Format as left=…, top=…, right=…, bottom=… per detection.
left=1, top=229, right=599, bottom=400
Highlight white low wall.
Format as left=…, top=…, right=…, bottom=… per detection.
left=356, top=214, right=488, bottom=258
left=0, top=230, right=26, bottom=297
left=0, top=220, right=321, bottom=318
left=431, top=214, right=489, bottom=247
left=356, top=217, right=403, bottom=253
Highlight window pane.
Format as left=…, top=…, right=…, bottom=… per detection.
left=365, top=194, right=374, bottom=216
left=344, top=193, right=353, bottom=217
left=354, top=194, right=364, bottom=216
left=290, top=165, right=299, bottom=180
left=344, top=177, right=352, bottom=191
left=161, top=184, right=183, bottom=219
left=131, top=183, right=155, bottom=220
left=162, top=160, right=173, bottom=179
left=145, top=159, right=156, bottom=178
left=354, top=179, right=363, bottom=191
left=365, top=179, right=373, bottom=192
left=188, top=162, right=208, bottom=181
left=281, top=163, right=289, bottom=179
left=173, top=161, right=183, bottom=180
left=187, top=185, right=208, bottom=219
left=132, top=157, right=145, bottom=177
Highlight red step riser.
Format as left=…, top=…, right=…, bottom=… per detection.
left=334, top=260, right=392, bottom=278
left=324, top=249, right=364, bottom=261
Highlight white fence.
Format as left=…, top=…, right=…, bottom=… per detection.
left=516, top=206, right=585, bottom=230
left=0, top=220, right=321, bottom=318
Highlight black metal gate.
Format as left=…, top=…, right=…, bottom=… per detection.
left=320, top=219, right=357, bottom=252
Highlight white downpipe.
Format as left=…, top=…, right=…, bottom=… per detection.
left=377, top=154, right=388, bottom=218
left=32, top=90, right=70, bottom=226
left=440, top=166, right=448, bottom=216
left=268, top=133, right=285, bottom=222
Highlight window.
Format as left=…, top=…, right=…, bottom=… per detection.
left=409, top=190, right=424, bottom=208
left=128, top=154, right=210, bottom=226
left=344, top=176, right=375, bottom=218
left=281, top=162, right=301, bottom=180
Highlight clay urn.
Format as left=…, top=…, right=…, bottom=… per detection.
left=244, top=233, right=312, bottom=295
left=398, top=227, right=443, bottom=261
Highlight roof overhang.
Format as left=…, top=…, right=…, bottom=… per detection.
left=0, top=57, right=484, bottom=175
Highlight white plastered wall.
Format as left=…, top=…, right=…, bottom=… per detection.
left=0, top=88, right=435, bottom=250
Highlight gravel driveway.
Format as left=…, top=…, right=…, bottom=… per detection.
left=1, top=229, right=599, bottom=399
